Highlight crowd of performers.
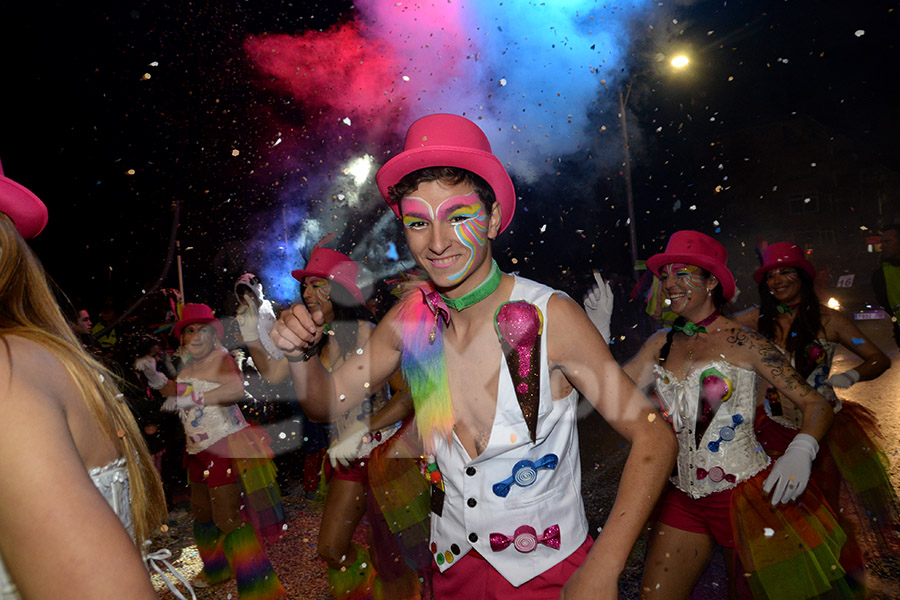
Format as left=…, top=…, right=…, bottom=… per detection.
left=1, top=112, right=899, bottom=600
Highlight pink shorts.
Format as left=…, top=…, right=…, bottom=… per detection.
left=656, top=484, right=735, bottom=548
left=186, top=436, right=238, bottom=488
left=431, top=535, right=593, bottom=599
left=322, top=456, right=367, bottom=484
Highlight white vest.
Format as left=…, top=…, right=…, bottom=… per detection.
left=427, top=277, right=588, bottom=587
left=654, top=360, right=770, bottom=499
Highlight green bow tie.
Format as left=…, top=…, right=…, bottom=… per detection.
left=776, top=303, right=793, bottom=315
left=673, top=321, right=707, bottom=336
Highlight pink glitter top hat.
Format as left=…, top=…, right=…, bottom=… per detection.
left=753, top=242, right=815, bottom=283
left=647, top=230, right=736, bottom=301
left=376, top=113, right=517, bottom=233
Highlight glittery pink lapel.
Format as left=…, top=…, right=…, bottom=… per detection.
left=494, top=301, right=543, bottom=443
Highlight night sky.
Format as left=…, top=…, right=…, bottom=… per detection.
left=2, top=0, right=898, bottom=318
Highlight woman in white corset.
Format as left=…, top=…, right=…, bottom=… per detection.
left=622, top=231, right=853, bottom=600
left=160, top=303, right=285, bottom=599
left=0, top=160, right=166, bottom=599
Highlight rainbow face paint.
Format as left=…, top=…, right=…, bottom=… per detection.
left=303, top=276, right=331, bottom=309
left=401, top=192, right=490, bottom=282
left=661, top=263, right=705, bottom=299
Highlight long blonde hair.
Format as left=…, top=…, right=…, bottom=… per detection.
left=0, top=214, right=166, bottom=548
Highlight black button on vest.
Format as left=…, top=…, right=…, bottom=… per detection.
left=467, top=498, right=477, bottom=508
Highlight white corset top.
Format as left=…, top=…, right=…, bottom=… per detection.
left=178, top=376, right=248, bottom=454
left=654, top=360, right=770, bottom=498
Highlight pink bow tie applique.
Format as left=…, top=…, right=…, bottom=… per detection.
left=490, top=524, right=560, bottom=553
left=696, top=466, right=736, bottom=484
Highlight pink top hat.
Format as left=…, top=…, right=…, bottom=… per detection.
left=0, top=158, right=48, bottom=239
left=174, top=303, right=224, bottom=340
left=646, top=230, right=737, bottom=301
left=753, top=242, right=815, bottom=283
left=376, top=113, right=517, bottom=233
left=291, top=247, right=364, bottom=304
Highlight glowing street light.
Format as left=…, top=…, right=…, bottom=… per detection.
left=671, top=55, right=689, bottom=69
left=619, top=54, right=690, bottom=276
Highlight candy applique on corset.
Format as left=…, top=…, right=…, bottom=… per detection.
left=764, top=339, right=838, bottom=430
left=654, top=360, right=770, bottom=499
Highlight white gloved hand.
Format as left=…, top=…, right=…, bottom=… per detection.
left=763, top=433, right=818, bottom=505
left=327, top=420, right=368, bottom=469
left=236, top=293, right=260, bottom=342
left=825, top=369, right=860, bottom=389
left=583, top=270, right=614, bottom=343
left=161, top=389, right=205, bottom=413
left=134, top=356, right=169, bottom=390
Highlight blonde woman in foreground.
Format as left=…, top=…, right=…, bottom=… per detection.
left=0, top=161, right=166, bottom=599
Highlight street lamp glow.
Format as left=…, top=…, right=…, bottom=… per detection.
left=671, top=55, right=689, bottom=69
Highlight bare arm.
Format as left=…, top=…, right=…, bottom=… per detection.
left=195, top=350, right=246, bottom=406
left=367, top=386, right=413, bottom=432
left=823, top=307, right=890, bottom=381
left=622, top=330, right=667, bottom=392
left=549, top=296, right=677, bottom=597
left=0, top=341, right=157, bottom=599
left=732, top=327, right=833, bottom=441
left=272, top=303, right=403, bottom=421
left=244, top=338, right=291, bottom=384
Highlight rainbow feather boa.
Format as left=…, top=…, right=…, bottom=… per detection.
left=395, top=281, right=454, bottom=453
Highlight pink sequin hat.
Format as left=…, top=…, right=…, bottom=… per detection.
left=174, top=303, right=224, bottom=340
left=291, top=247, right=364, bottom=304
left=753, top=242, right=815, bottom=283
left=376, top=113, right=517, bottom=233
left=646, top=230, right=736, bottom=301
left=0, top=158, right=48, bottom=239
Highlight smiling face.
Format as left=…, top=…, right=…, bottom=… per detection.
left=659, top=263, right=716, bottom=317
left=302, top=276, right=333, bottom=317
left=400, top=179, right=500, bottom=293
left=181, top=323, right=216, bottom=361
left=765, top=267, right=802, bottom=305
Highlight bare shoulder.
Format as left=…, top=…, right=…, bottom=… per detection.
left=0, top=334, right=70, bottom=394
left=731, top=306, right=760, bottom=329
left=0, top=335, right=69, bottom=422
left=819, top=304, right=853, bottom=331
left=547, top=291, right=586, bottom=322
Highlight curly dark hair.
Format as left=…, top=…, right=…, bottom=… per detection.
left=387, top=167, right=496, bottom=214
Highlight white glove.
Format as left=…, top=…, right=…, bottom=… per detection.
left=583, top=271, right=613, bottom=343
left=236, top=293, right=260, bottom=342
left=134, top=356, right=169, bottom=390
left=763, top=433, right=818, bottom=505
left=161, top=389, right=205, bottom=412
left=327, top=420, right=368, bottom=469
left=825, top=369, right=860, bottom=389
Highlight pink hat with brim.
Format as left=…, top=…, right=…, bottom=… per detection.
left=753, top=242, right=815, bottom=283
left=291, top=247, right=364, bottom=304
left=646, top=230, right=737, bottom=301
left=376, top=114, right=516, bottom=233
left=0, top=159, right=48, bottom=239
left=174, top=303, right=224, bottom=340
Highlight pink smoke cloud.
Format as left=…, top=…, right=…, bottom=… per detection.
left=244, top=22, right=406, bottom=132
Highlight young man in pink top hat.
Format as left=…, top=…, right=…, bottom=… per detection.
left=272, top=114, right=677, bottom=599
